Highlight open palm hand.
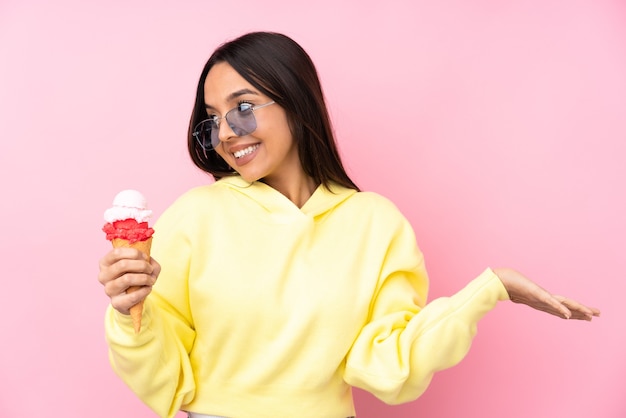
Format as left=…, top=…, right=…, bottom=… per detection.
left=493, top=268, right=601, bottom=321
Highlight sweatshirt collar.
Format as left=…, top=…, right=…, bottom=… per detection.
left=216, top=176, right=357, bottom=218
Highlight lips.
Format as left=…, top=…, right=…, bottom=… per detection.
left=225, top=143, right=261, bottom=168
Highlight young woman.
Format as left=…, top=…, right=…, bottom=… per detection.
left=98, top=32, right=599, bottom=418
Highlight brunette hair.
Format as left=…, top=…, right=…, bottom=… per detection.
left=187, top=31, right=359, bottom=191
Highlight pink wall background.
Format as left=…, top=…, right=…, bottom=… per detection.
left=1, top=0, right=624, bottom=417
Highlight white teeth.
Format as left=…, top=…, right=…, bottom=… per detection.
left=233, top=144, right=259, bottom=159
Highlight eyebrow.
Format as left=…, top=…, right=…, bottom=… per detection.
left=205, top=88, right=260, bottom=109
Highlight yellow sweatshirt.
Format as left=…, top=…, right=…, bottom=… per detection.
left=105, top=176, right=509, bottom=418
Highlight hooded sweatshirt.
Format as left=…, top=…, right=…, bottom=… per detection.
left=105, top=176, right=509, bottom=418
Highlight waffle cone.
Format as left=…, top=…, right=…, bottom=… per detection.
left=111, top=237, right=152, bottom=333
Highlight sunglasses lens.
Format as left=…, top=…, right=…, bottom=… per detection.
left=194, top=104, right=261, bottom=150
left=225, top=106, right=257, bottom=138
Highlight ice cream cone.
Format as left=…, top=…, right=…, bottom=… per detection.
left=103, top=190, right=155, bottom=334
left=111, top=237, right=153, bottom=333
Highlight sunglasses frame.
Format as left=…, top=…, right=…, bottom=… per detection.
left=192, top=101, right=276, bottom=151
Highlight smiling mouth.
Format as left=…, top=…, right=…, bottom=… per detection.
left=233, top=144, right=260, bottom=159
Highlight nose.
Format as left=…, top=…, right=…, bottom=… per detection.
left=216, top=116, right=237, bottom=144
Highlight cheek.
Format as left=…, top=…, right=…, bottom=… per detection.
left=215, top=144, right=229, bottom=161
left=264, top=109, right=292, bottom=136
left=268, top=117, right=296, bottom=150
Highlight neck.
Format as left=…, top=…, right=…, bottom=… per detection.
left=262, top=174, right=318, bottom=208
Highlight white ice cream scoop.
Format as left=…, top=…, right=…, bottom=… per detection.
left=104, top=189, right=152, bottom=223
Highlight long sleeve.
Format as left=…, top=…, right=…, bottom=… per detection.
left=104, top=200, right=197, bottom=418
left=103, top=181, right=510, bottom=417
left=343, top=213, right=509, bottom=404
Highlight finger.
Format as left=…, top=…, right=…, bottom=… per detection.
left=110, top=285, right=153, bottom=315
left=103, top=272, right=156, bottom=298
left=100, top=256, right=154, bottom=284
left=100, top=247, right=149, bottom=268
left=522, top=284, right=572, bottom=319
left=560, top=297, right=593, bottom=319
left=98, top=248, right=152, bottom=284
left=577, top=304, right=602, bottom=317
left=98, top=260, right=151, bottom=286
left=555, top=296, right=601, bottom=321
left=540, top=293, right=572, bottom=319
left=149, top=258, right=161, bottom=280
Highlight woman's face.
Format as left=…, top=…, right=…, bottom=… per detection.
left=203, top=62, right=301, bottom=186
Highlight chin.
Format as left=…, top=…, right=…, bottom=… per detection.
left=236, top=170, right=263, bottom=184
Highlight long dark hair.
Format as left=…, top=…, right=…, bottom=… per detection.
left=187, top=31, right=359, bottom=191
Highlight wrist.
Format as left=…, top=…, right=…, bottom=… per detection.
left=490, top=268, right=513, bottom=299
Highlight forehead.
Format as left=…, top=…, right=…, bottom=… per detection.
left=203, top=62, right=258, bottom=105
